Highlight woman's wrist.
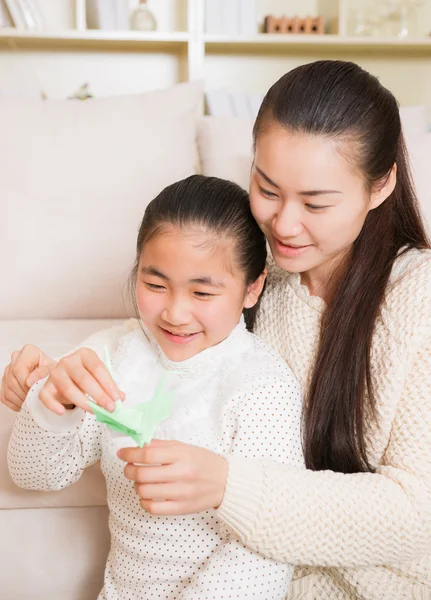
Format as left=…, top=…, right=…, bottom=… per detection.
left=216, top=455, right=266, bottom=537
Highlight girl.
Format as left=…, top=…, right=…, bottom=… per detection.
left=7, top=175, right=304, bottom=600
left=4, top=60, right=431, bottom=598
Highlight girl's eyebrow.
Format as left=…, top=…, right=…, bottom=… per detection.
left=190, top=277, right=225, bottom=288
left=140, top=266, right=225, bottom=288
left=141, top=266, right=169, bottom=279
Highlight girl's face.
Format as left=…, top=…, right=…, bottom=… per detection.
left=249, top=126, right=395, bottom=289
left=136, top=226, right=264, bottom=362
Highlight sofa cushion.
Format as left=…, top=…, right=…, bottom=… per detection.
left=197, top=116, right=253, bottom=190
left=0, top=318, right=125, bottom=509
left=0, top=506, right=109, bottom=600
left=405, top=133, right=431, bottom=232
left=0, top=81, right=202, bottom=319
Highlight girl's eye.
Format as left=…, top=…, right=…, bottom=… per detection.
left=146, top=283, right=166, bottom=291
left=194, top=292, right=214, bottom=299
left=259, top=186, right=277, bottom=198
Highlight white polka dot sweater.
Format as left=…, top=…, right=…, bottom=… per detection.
left=8, top=318, right=304, bottom=600
left=217, top=249, right=431, bottom=600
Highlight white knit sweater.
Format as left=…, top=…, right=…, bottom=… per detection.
left=8, top=319, right=304, bottom=600
left=217, top=249, right=431, bottom=600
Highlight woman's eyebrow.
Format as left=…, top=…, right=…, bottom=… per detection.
left=299, top=189, right=342, bottom=197
left=255, top=166, right=280, bottom=189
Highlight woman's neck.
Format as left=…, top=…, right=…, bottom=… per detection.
left=300, top=250, right=349, bottom=303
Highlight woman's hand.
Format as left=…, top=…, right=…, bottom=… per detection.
left=118, top=440, right=228, bottom=516
left=1, top=345, right=57, bottom=412
left=38, top=348, right=124, bottom=415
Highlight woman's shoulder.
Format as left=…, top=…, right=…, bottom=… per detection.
left=388, top=247, right=431, bottom=302
left=383, top=247, right=431, bottom=340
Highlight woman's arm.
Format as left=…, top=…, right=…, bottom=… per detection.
left=217, top=337, right=431, bottom=567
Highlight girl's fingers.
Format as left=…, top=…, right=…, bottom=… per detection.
left=39, top=377, right=91, bottom=414
left=79, top=350, right=123, bottom=403
left=26, top=365, right=55, bottom=388
left=123, top=463, right=178, bottom=484
left=139, top=499, right=184, bottom=516
left=134, top=482, right=188, bottom=501
left=6, top=371, right=28, bottom=403
left=11, top=345, right=46, bottom=394
left=68, top=367, right=116, bottom=412
left=117, top=442, right=177, bottom=466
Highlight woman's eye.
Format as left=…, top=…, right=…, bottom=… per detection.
left=259, top=186, right=277, bottom=198
left=306, top=204, right=326, bottom=211
left=146, top=283, right=165, bottom=291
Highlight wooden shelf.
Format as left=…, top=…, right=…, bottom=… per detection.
left=0, top=29, right=190, bottom=51
left=204, top=34, right=431, bottom=55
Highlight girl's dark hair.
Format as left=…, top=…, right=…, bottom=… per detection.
left=131, top=174, right=267, bottom=331
left=254, top=60, right=430, bottom=474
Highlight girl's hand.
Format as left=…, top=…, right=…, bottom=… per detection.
left=1, top=345, right=57, bottom=412
left=118, top=440, right=228, bottom=516
left=39, top=348, right=124, bottom=415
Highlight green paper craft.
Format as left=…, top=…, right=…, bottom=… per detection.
left=87, top=346, right=174, bottom=447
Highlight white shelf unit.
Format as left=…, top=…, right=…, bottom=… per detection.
left=1, top=0, right=431, bottom=107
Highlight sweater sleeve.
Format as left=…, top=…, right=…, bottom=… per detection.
left=7, top=320, right=138, bottom=492
left=217, top=305, right=431, bottom=569
left=179, top=365, right=304, bottom=598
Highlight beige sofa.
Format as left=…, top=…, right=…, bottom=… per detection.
left=1, top=83, right=430, bottom=600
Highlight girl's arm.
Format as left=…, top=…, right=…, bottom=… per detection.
left=217, top=336, right=431, bottom=567
left=7, top=320, right=138, bottom=491
left=7, top=385, right=103, bottom=492
left=178, top=370, right=304, bottom=599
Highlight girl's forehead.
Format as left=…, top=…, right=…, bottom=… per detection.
left=139, top=226, right=239, bottom=278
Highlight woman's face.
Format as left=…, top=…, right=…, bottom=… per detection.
left=249, top=126, right=393, bottom=284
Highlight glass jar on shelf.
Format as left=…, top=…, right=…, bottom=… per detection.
left=131, top=0, right=157, bottom=32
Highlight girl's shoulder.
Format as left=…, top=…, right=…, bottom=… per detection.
left=232, top=330, right=301, bottom=393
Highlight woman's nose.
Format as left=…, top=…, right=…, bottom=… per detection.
left=273, top=202, right=304, bottom=239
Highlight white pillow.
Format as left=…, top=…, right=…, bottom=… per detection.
left=0, top=81, right=202, bottom=319
left=197, top=116, right=253, bottom=190
left=406, top=133, right=431, bottom=233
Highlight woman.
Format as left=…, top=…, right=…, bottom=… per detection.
left=3, top=61, right=431, bottom=598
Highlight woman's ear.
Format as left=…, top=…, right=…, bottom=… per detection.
left=370, top=163, right=397, bottom=210
left=244, top=269, right=267, bottom=309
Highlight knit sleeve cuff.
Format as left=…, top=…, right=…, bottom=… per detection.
left=216, top=454, right=266, bottom=542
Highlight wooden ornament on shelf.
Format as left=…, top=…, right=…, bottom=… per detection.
left=264, top=15, right=325, bottom=35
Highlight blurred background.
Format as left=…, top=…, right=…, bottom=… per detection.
left=0, top=0, right=430, bottom=124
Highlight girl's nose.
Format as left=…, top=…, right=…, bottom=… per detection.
left=161, top=301, right=191, bottom=326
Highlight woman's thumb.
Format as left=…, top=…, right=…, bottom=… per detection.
left=26, top=366, right=52, bottom=388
